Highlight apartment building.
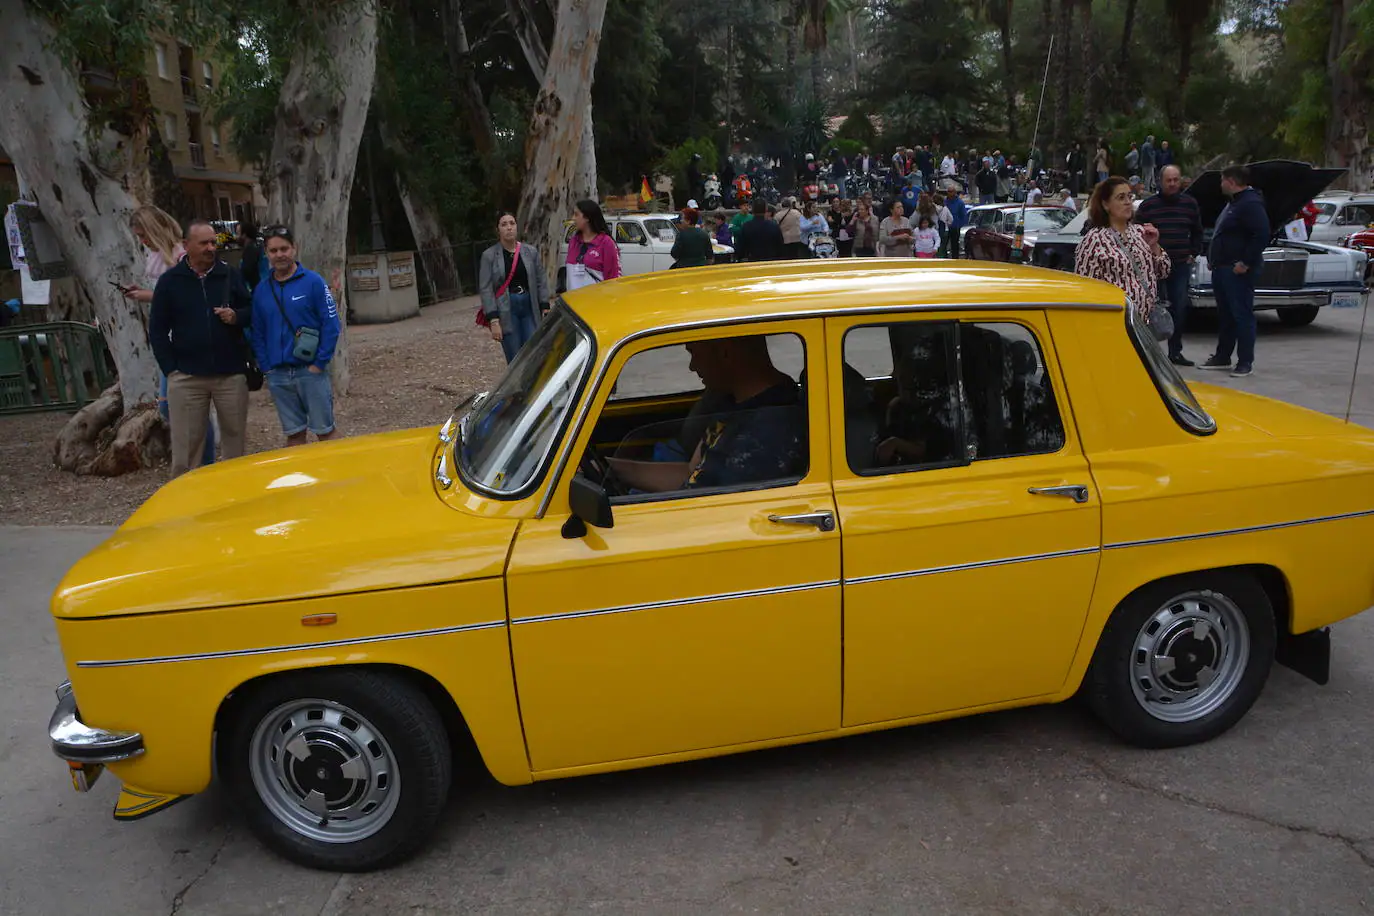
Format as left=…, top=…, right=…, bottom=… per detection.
left=145, top=39, right=263, bottom=225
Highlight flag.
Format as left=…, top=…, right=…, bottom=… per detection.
left=640, top=176, right=653, bottom=204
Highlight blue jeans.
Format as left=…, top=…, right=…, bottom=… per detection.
left=979, top=193, right=995, bottom=205
left=159, top=372, right=215, bottom=466
left=1213, top=267, right=1257, bottom=368
left=1159, top=263, right=1191, bottom=357
left=265, top=365, right=335, bottom=437
left=499, top=292, right=539, bottom=363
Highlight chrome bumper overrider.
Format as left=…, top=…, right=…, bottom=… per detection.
left=49, top=681, right=144, bottom=764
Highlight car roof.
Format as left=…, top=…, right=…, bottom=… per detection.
left=562, top=259, right=1126, bottom=344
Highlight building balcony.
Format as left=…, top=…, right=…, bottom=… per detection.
left=180, top=76, right=200, bottom=109
left=188, top=142, right=206, bottom=169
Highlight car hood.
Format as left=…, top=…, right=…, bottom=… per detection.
left=1189, top=160, right=1347, bottom=232
left=1194, top=382, right=1372, bottom=439
left=52, top=428, right=518, bottom=619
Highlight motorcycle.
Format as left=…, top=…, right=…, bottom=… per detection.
left=704, top=174, right=723, bottom=210
left=732, top=173, right=754, bottom=204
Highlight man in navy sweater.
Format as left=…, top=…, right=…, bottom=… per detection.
left=1200, top=165, right=1271, bottom=378
left=148, top=220, right=253, bottom=476
left=249, top=226, right=342, bottom=446
left=1135, top=165, right=1204, bottom=365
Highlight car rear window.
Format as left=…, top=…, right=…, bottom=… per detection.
left=1126, top=308, right=1216, bottom=435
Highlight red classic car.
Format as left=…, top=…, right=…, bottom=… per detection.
left=1342, top=226, right=1374, bottom=276
left=963, top=206, right=1079, bottom=265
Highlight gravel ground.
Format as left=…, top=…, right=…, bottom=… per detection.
left=0, top=297, right=507, bottom=527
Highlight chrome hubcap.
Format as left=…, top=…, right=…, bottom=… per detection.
left=249, top=699, right=399, bottom=843
left=1130, top=590, right=1250, bottom=723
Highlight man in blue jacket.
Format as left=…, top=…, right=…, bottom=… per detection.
left=943, top=186, right=968, bottom=258
left=1200, top=165, right=1271, bottom=378
left=148, top=220, right=253, bottom=476
left=250, top=226, right=342, bottom=446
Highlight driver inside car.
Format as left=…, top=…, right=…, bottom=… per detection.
left=607, top=336, right=807, bottom=494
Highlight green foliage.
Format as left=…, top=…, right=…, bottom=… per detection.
left=788, top=95, right=831, bottom=158
left=832, top=137, right=865, bottom=158
left=834, top=105, right=878, bottom=147
left=656, top=138, right=718, bottom=199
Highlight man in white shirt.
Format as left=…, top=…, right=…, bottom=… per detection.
left=940, top=153, right=956, bottom=179
left=1025, top=181, right=1043, bottom=205
left=1059, top=189, right=1077, bottom=212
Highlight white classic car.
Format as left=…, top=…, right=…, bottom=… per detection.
left=1309, top=192, right=1374, bottom=246
left=556, top=213, right=733, bottom=291
left=1187, top=161, right=1369, bottom=326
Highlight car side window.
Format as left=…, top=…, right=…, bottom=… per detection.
left=587, top=333, right=810, bottom=502
left=645, top=219, right=677, bottom=243
left=616, top=222, right=646, bottom=245
left=842, top=320, right=1065, bottom=475
left=960, top=323, right=1066, bottom=460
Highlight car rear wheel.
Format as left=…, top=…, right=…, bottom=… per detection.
left=223, top=669, right=451, bottom=871
left=1086, top=572, right=1275, bottom=748
left=1277, top=305, right=1320, bottom=327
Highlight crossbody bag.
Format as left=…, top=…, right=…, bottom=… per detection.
left=1110, top=229, right=1174, bottom=341
left=269, top=277, right=322, bottom=363
left=476, top=243, right=523, bottom=328
left=224, top=272, right=264, bottom=391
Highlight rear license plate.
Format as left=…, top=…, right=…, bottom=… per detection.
left=68, top=762, right=104, bottom=792
left=1331, top=292, right=1361, bottom=309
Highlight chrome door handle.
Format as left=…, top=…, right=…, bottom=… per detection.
left=1028, top=485, right=1090, bottom=503
left=767, top=511, right=836, bottom=532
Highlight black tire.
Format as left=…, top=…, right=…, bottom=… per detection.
left=1085, top=571, right=1275, bottom=749
left=223, top=669, right=451, bottom=871
left=1277, top=305, right=1320, bottom=327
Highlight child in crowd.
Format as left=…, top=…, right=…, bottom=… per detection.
left=913, top=216, right=940, bottom=258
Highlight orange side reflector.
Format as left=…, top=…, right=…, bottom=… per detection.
left=301, top=613, right=337, bottom=627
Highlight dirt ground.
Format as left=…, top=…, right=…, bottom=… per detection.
left=0, top=297, right=508, bottom=527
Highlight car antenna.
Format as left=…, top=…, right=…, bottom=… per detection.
left=1344, top=288, right=1370, bottom=423
left=1011, top=36, right=1054, bottom=266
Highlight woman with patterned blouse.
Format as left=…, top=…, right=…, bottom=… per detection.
left=1075, top=176, right=1169, bottom=315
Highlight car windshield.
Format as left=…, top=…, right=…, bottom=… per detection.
left=1126, top=308, right=1216, bottom=435
left=1061, top=209, right=1090, bottom=234
left=457, top=307, right=594, bottom=495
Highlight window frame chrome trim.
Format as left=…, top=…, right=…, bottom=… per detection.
left=536, top=301, right=1119, bottom=517
left=510, top=579, right=841, bottom=626
left=844, top=546, right=1102, bottom=586
left=75, top=620, right=508, bottom=669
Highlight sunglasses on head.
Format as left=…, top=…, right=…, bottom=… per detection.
left=263, top=225, right=293, bottom=242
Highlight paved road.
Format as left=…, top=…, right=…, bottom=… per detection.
left=3, top=305, right=1374, bottom=915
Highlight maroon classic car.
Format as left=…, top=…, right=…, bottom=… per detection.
left=962, top=205, right=1078, bottom=265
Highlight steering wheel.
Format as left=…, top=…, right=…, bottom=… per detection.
left=579, top=445, right=626, bottom=496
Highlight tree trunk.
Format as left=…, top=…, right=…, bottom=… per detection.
left=1078, top=0, right=1095, bottom=144
left=1052, top=0, right=1074, bottom=156
left=507, top=0, right=598, bottom=200
left=443, top=0, right=497, bottom=167
left=1000, top=8, right=1017, bottom=142
left=1325, top=0, right=1372, bottom=191
left=847, top=10, right=860, bottom=92
left=784, top=3, right=799, bottom=107
left=53, top=384, right=168, bottom=476
left=262, top=0, right=379, bottom=396
left=376, top=116, right=460, bottom=303
left=1118, top=0, right=1138, bottom=94
left=0, top=0, right=169, bottom=474
left=516, top=0, right=610, bottom=288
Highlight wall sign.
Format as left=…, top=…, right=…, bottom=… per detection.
left=388, top=252, right=415, bottom=289
left=347, top=254, right=379, bottom=292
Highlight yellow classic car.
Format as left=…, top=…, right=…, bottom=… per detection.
left=48, top=260, right=1374, bottom=871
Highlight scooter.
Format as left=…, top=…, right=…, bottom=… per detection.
left=732, top=174, right=753, bottom=204
left=704, top=174, right=723, bottom=210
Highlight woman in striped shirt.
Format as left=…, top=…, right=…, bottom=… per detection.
left=1075, top=177, right=1169, bottom=315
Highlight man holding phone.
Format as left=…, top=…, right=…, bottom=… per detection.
left=148, top=220, right=253, bottom=476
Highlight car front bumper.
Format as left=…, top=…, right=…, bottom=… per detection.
left=1189, top=287, right=1368, bottom=311
left=49, top=680, right=144, bottom=765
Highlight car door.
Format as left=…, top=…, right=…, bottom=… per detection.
left=506, top=321, right=841, bottom=773
left=828, top=312, right=1101, bottom=727
left=613, top=220, right=655, bottom=276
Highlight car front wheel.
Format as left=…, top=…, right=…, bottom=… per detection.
left=1086, top=572, right=1275, bottom=748
left=223, top=669, right=451, bottom=871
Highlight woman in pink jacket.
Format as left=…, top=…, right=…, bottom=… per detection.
left=565, top=199, right=621, bottom=290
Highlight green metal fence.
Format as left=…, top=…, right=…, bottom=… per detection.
left=0, top=321, right=116, bottom=414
